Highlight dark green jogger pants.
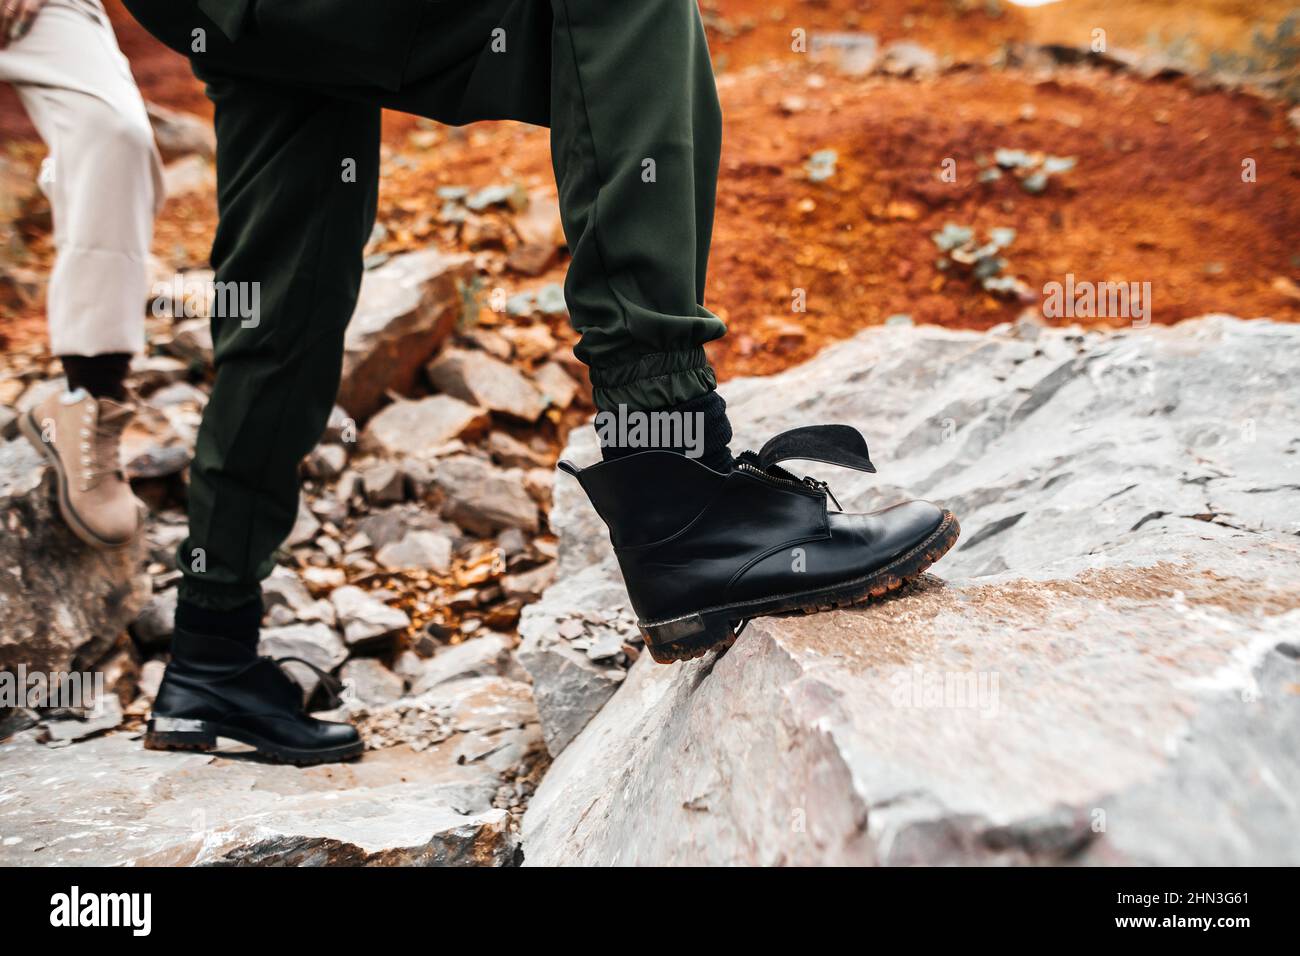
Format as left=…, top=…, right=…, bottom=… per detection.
left=123, top=0, right=726, bottom=609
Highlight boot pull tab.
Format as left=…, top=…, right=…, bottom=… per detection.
left=557, top=459, right=582, bottom=479
left=756, top=424, right=877, bottom=474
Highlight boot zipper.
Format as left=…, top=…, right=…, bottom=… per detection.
left=738, top=460, right=842, bottom=511
left=803, top=477, right=843, bottom=512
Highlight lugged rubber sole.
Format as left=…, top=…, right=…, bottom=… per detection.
left=638, top=510, right=961, bottom=664
left=144, top=716, right=364, bottom=767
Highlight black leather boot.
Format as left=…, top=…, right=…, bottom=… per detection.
left=146, top=630, right=363, bottom=765
left=560, top=424, right=960, bottom=663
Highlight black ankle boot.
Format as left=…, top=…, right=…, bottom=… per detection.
left=560, top=424, right=960, bottom=663
left=147, top=630, right=363, bottom=765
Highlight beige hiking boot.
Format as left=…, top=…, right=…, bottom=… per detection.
left=20, top=389, right=142, bottom=549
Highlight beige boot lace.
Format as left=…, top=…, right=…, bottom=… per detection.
left=76, top=402, right=130, bottom=493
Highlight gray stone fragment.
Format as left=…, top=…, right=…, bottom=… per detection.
left=131, top=587, right=178, bottom=648
left=409, top=633, right=514, bottom=695
left=305, top=443, right=348, bottom=480
left=38, top=694, right=123, bottom=746
left=433, top=454, right=539, bottom=534
left=362, top=395, right=489, bottom=459
left=258, top=623, right=347, bottom=700
left=341, top=658, right=405, bottom=708
left=427, top=348, right=546, bottom=422
left=360, top=460, right=406, bottom=504
left=375, top=530, right=453, bottom=574
left=330, top=585, right=411, bottom=645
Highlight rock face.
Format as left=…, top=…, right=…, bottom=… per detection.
left=516, top=564, right=634, bottom=755
left=0, top=734, right=515, bottom=866
left=0, top=438, right=148, bottom=674
left=521, top=316, right=1300, bottom=865
left=337, top=250, right=475, bottom=421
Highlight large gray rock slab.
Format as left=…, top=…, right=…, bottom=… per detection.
left=0, top=733, right=515, bottom=866
left=338, top=249, right=475, bottom=421
left=521, top=316, right=1300, bottom=865
left=0, top=438, right=148, bottom=674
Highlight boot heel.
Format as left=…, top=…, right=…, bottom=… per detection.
left=144, top=716, right=218, bottom=752
left=640, top=612, right=740, bottom=664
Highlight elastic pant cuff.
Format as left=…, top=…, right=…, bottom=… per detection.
left=178, top=576, right=263, bottom=613
left=588, top=347, right=717, bottom=412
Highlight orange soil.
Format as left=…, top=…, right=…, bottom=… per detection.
left=2, top=1, right=1298, bottom=381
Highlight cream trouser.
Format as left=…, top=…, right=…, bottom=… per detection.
left=0, top=0, right=162, bottom=356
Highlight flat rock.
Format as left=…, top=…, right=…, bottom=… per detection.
left=510, top=191, right=564, bottom=248
left=358, top=676, right=537, bottom=747
left=0, top=734, right=515, bottom=866
left=410, top=633, right=515, bottom=695
left=501, top=562, right=556, bottom=603
left=338, top=249, right=475, bottom=421
left=330, top=585, right=411, bottom=646
left=427, top=348, right=546, bottom=422
left=262, top=565, right=314, bottom=614
left=0, top=438, right=148, bottom=674
left=487, top=430, right=551, bottom=469
left=375, top=529, right=453, bottom=574
left=305, top=443, right=348, bottom=480
left=355, top=504, right=460, bottom=551
left=531, top=361, right=579, bottom=409
left=37, top=693, right=124, bottom=746
left=505, top=242, right=558, bottom=277
left=129, top=355, right=189, bottom=393
left=359, top=460, right=405, bottom=503
left=341, top=658, right=405, bottom=708
left=258, top=623, right=347, bottom=700
left=522, top=316, right=1300, bottom=865
left=432, top=454, right=539, bottom=535
left=500, top=321, right=558, bottom=360
left=362, top=395, right=489, bottom=459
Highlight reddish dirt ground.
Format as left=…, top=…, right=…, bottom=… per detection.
left=2, top=1, right=1298, bottom=380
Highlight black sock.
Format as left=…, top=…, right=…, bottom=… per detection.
left=61, top=353, right=131, bottom=402
left=175, top=597, right=263, bottom=651
left=599, top=390, right=734, bottom=472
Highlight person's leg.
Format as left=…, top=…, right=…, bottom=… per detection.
left=390, top=0, right=733, bottom=464
left=547, top=0, right=726, bottom=413
left=115, top=0, right=383, bottom=762
left=177, top=74, right=382, bottom=618
left=3, top=0, right=162, bottom=548
left=142, top=74, right=377, bottom=764
left=2, top=0, right=163, bottom=364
